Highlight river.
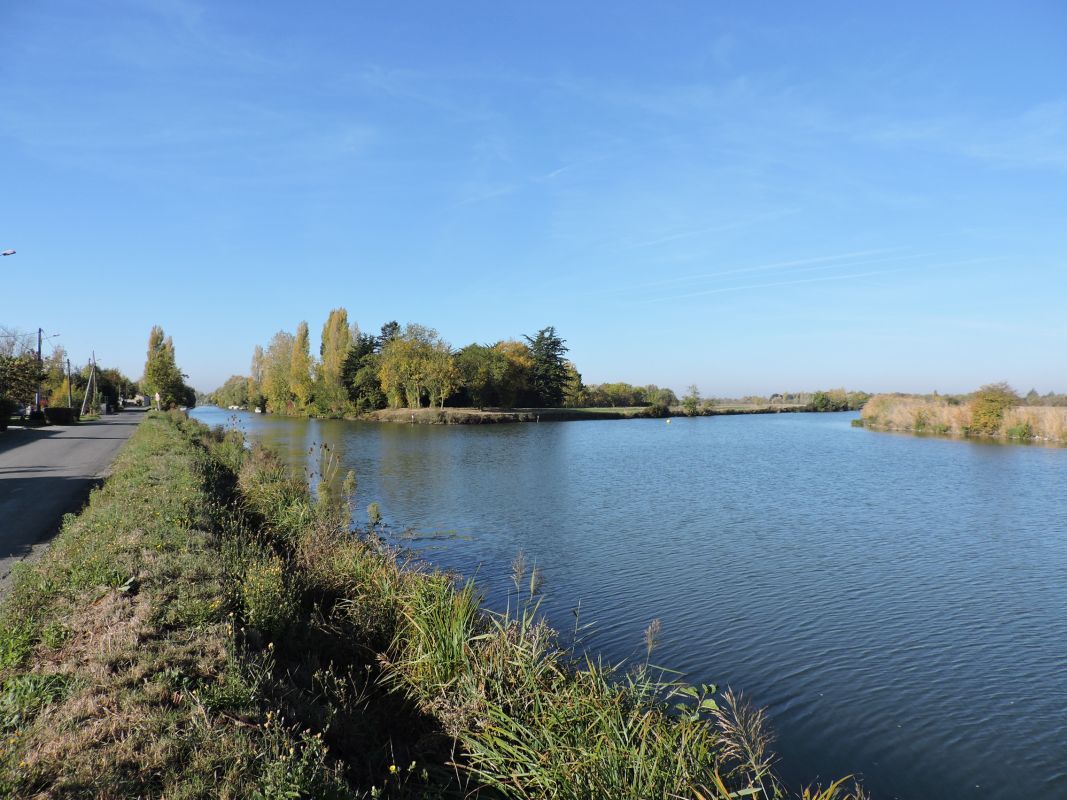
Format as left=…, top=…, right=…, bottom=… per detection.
left=191, top=406, right=1067, bottom=799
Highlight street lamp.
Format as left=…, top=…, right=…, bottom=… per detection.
left=1, top=250, right=15, bottom=257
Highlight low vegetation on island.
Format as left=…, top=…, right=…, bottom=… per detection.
left=857, top=383, right=1067, bottom=442
left=0, top=411, right=867, bottom=799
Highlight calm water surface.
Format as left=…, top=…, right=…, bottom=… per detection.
left=192, top=407, right=1067, bottom=800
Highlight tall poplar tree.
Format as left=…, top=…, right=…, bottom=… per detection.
left=143, top=325, right=187, bottom=408
left=290, top=321, right=314, bottom=411
left=319, top=309, right=351, bottom=388
left=318, top=308, right=352, bottom=411
left=248, top=345, right=265, bottom=410
left=264, top=331, right=294, bottom=413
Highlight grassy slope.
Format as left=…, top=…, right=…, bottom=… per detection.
left=0, top=412, right=866, bottom=800
left=0, top=412, right=350, bottom=798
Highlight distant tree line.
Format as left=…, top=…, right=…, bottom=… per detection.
left=569, top=382, right=679, bottom=410
left=206, top=310, right=882, bottom=419
left=0, top=326, right=142, bottom=417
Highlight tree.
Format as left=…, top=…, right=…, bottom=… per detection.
left=0, top=353, right=39, bottom=412
left=379, top=320, right=401, bottom=346
left=212, top=375, right=251, bottom=408
left=523, top=327, right=568, bottom=407
left=377, top=324, right=454, bottom=409
left=97, top=367, right=140, bottom=408
left=263, top=331, right=295, bottom=413
left=341, top=333, right=384, bottom=413
left=494, top=340, right=534, bottom=408
left=350, top=355, right=386, bottom=412
left=425, top=342, right=459, bottom=409
left=562, top=362, right=584, bottom=407
left=290, top=321, right=314, bottom=411
left=248, top=345, right=266, bottom=411
left=318, top=308, right=352, bottom=413
left=456, top=343, right=509, bottom=408
left=682, top=384, right=702, bottom=416
left=143, top=326, right=188, bottom=408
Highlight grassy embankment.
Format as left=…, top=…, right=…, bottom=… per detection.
left=858, top=392, right=1067, bottom=443
left=0, top=411, right=866, bottom=799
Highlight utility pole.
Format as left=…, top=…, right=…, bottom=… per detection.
left=80, top=355, right=97, bottom=417
left=66, top=358, right=73, bottom=408
left=35, top=327, right=42, bottom=412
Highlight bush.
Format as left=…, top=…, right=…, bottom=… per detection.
left=968, top=383, right=1019, bottom=436
left=43, top=407, right=78, bottom=425
left=644, top=402, right=670, bottom=418
left=1005, top=421, right=1034, bottom=440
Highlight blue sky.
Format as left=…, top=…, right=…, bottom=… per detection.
left=2, top=1, right=1065, bottom=395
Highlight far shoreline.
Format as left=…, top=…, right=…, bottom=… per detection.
left=205, top=403, right=821, bottom=425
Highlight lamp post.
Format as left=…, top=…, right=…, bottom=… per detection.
left=1, top=250, right=15, bottom=257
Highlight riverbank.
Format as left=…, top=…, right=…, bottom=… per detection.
left=365, top=406, right=652, bottom=424
left=857, top=393, right=1067, bottom=443
left=362, top=403, right=809, bottom=425
left=0, top=411, right=864, bottom=799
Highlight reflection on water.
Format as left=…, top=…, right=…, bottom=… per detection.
left=192, top=406, right=1067, bottom=800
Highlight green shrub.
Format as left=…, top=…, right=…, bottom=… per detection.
left=1006, top=421, right=1034, bottom=439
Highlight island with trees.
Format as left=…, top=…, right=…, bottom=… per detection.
left=207, top=309, right=868, bottom=424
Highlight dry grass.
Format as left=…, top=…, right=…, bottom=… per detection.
left=860, top=394, right=1067, bottom=442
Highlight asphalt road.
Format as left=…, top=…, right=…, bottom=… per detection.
left=0, top=410, right=144, bottom=592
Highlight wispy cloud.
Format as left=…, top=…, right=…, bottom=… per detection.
left=582, top=247, right=913, bottom=297
left=635, top=254, right=1007, bottom=304
left=639, top=267, right=905, bottom=303
left=866, top=99, right=1067, bottom=171
left=618, top=209, right=801, bottom=251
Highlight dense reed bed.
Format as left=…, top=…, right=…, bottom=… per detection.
left=0, top=411, right=866, bottom=798
left=860, top=388, right=1067, bottom=442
